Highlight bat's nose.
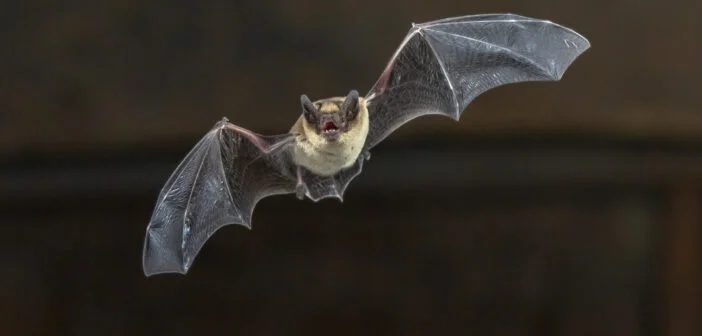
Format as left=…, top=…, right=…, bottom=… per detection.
left=319, top=114, right=338, bottom=125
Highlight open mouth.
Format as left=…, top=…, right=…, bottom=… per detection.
left=322, top=121, right=339, bottom=135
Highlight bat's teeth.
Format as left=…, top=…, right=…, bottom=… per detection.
left=322, top=121, right=339, bottom=133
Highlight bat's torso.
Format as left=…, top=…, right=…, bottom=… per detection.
left=290, top=97, right=369, bottom=176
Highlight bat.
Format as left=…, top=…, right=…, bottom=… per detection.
left=142, top=13, right=590, bottom=276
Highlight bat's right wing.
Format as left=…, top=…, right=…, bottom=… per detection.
left=363, top=13, right=590, bottom=150
left=142, top=118, right=365, bottom=276
left=142, top=118, right=298, bottom=276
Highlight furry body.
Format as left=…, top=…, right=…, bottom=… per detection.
left=290, top=96, right=369, bottom=176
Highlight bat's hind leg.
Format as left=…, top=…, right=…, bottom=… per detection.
left=295, top=166, right=307, bottom=200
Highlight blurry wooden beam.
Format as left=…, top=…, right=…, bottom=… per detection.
left=2, top=140, right=702, bottom=200
left=4, top=106, right=702, bottom=157
left=392, top=105, right=702, bottom=143
left=665, top=186, right=701, bottom=336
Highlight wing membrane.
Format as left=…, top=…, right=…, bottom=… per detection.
left=142, top=119, right=365, bottom=276
left=364, top=13, right=590, bottom=149
left=142, top=120, right=296, bottom=275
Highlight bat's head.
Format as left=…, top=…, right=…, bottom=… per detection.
left=300, top=90, right=361, bottom=142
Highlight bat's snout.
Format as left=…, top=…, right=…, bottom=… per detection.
left=320, top=119, right=341, bottom=140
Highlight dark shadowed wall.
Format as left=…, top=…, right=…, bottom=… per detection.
left=1, top=0, right=700, bottom=335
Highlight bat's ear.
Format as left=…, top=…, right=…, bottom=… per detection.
left=341, top=90, right=359, bottom=120
left=300, top=94, right=317, bottom=124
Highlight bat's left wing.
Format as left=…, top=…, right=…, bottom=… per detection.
left=363, top=13, right=590, bottom=150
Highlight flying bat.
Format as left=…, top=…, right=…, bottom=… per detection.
left=142, top=13, right=590, bottom=276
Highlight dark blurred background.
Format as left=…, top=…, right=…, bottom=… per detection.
left=1, top=0, right=700, bottom=335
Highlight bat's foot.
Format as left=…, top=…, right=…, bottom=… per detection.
left=295, top=166, right=307, bottom=200
left=363, top=150, right=371, bottom=161
left=295, top=184, right=307, bottom=200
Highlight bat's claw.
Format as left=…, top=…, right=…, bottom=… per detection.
left=363, top=150, right=371, bottom=161
left=295, top=184, right=307, bottom=200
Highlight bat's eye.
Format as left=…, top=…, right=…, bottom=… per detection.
left=303, top=110, right=317, bottom=124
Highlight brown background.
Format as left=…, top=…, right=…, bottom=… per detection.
left=1, top=0, right=700, bottom=335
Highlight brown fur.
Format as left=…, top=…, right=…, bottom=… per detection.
left=290, top=96, right=369, bottom=176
